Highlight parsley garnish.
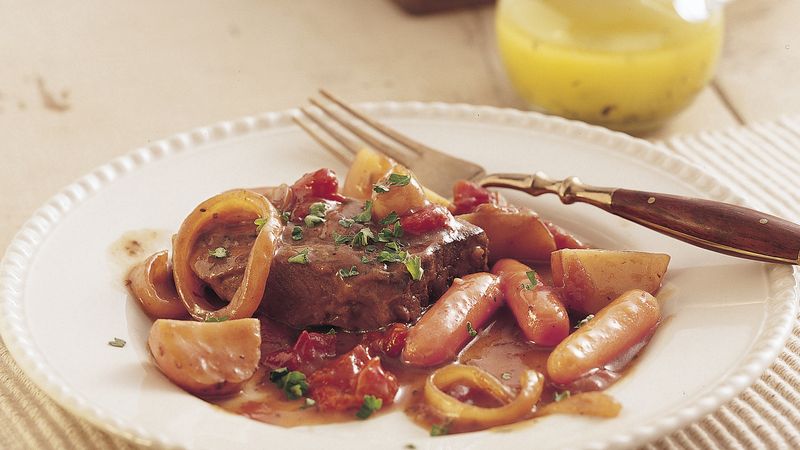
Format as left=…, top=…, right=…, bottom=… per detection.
left=387, top=173, right=412, bottom=187
left=352, top=228, right=375, bottom=247
left=291, top=226, right=303, bottom=241
left=377, top=249, right=407, bottom=263
left=333, top=232, right=353, bottom=245
left=108, top=337, right=126, bottom=348
left=575, top=314, right=595, bottom=329
left=308, top=202, right=328, bottom=217
left=521, top=270, right=538, bottom=290
left=380, top=211, right=400, bottom=225
left=430, top=423, right=449, bottom=436
left=384, top=241, right=404, bottom=251
left=355, top=395, right=383, bottom=420
left=269, top=368, right=309, bottom=400
left=554, top=390, right=571, bottom=402
left=501, top=371, right=512, bottom=380
left=467, top=321, right=477, bottom=337
left=353, top=200, right=373, bottom=223
left=325, top=328, right=337, bottom=335
left=208, top=247, right=228, bottom=258
left=254, top=217, right=268, bottom=232
left=304, top=214, right=325, bottom=227
left=361, top=256, right=371, bottom=264
left=288, top=248, right=310, bottom=264
left=365, top=244, right=377, bottom=253
left=373, top=184, right=389, bottom=194
left=377, top=222, right=404, bottom=242
left=281, top=211, right=291, bottom=223
left=204, top=316, right=229, bottom=322
left=339, top=218, right=355, bottom=228
left=404, top=255, right=424, bottom=281
left=338, top=266, right=359, bottom=279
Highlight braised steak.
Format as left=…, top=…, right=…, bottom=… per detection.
left=191, top=194, right=488, bottom=331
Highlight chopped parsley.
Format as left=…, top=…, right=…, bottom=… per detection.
left=554, top=390, right=571, bottom=402
left=308, top=202, right=328, bottom=217
left=269, top=368, right=309, bottom=400
left=377, top=222, right=404, bottom=242
left=365, top=244, right=377, bottom=253
left=254, top=217, right=268, bottom=232
left=288, top=248, right=310, bottom=264
left=430, top=423, right=449, bottom=436
left=304, top=214, right=325, bottom=227
left=355, top=395, right=383, bottom=419
left=352, top=228, right=375, bottom=247
left=521, top=270, right=538, bottom=290
left=404, top=255, right=424, bottom=281
left=377, top=249, right=407, bottom=263
left=575, top=314, right=595, bottom=329
left=204, top=316, right=229, bottom=322
left=339, top=218, right=355, bottom=228
left=333, top=232, right=353, bottom=245
left=325, top=328, right=337, bottom=335
left=361, top=255, right=371, bottom=264
left=373, top=184, right=389, bottom=194
left=384, top=241, right=404, bottom=251
left=208, top=247, right=228, bottom=258
left=338, top=266, right=359, bottom=279
left=291, top=226, right=303, bottom=241
left=108, top=337, right=126, bottom=348
left=380, top=212, right=400, bottom=226
left=353, top=200, right=373, bottom=223
left=501, top=371, right=512, bottom=381
left=387, top=173, right=412, bottom=187
left=467, top=321, right=477, bottom=337
left=281, top=211, right=291, bottom=223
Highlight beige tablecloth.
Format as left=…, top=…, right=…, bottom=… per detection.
left=1, top=117, right=799, bottom=449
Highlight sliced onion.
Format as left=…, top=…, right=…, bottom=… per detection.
left=127, top=250, right=187, bottom=319
left=424, top=364, right=543, bottom=429
left=172, top=189, right=281, bottom=321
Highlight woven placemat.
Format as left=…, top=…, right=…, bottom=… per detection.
left=1, top=117, right=798, bottom=449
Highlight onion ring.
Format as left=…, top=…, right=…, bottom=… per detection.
left=172, top=189, right=281, bottom=321
left=424, top=364, right=543, bottom=429
left=127, top=250, right=187, bottom=319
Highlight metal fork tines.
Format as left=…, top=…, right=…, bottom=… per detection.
left=292, top=89, right=485, bottom=195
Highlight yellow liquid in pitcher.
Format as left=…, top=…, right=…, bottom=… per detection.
left=496, top=0, right=724, bottom=131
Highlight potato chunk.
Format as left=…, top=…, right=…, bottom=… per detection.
left=459, top=204, right=556, bottom=263
left=148, top=318, right=261, bottom=395
left=551, top=249, right=670, bottom=314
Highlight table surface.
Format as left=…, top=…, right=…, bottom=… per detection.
left=1, top=0, right=799, bottom=448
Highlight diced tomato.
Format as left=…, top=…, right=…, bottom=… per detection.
left=544, top=220, right=588, bottom=250
left=261, top=330, right=336, bottom=372
left=291, top=168, right=346, bottom=204
left=308, top=345, right=399, bottom=412
left=400, top=205, right=451, bottom=235
left=361, top=323, right=409, bottom=358
left=451, top=180, right=504, bottom=215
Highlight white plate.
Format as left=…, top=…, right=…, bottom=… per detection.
left=0, top=103, right=796, bottom=450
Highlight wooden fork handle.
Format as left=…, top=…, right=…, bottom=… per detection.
left=609, top=189, right=800, bottom=264
left=480, top=173, right=800, bottom=264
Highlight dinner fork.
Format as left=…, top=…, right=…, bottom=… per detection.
left=293, top=90, right=800, bottom=265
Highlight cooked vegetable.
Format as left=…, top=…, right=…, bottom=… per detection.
left=402, top=273, right=502, bottom=367
left=492, top=258, right=569, bottom=346
left=551, top=249, right=670, bottom=314
left=424, top=364, right=543, bottom=429
left=148, top=318, right=261, bottom=395
left=126, top=250, right=187, bottom=320
left=547, top=289, right=661, bottom=385
left=344, top=147, right=451, bottom=208
left=371, top=167, right=429, bottom=221
left=459, top=204, right=557, bottom=262
left=172, top=189, right=282, bottom=321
